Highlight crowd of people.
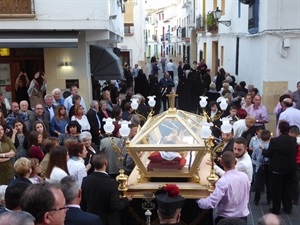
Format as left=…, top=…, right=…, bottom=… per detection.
left=0, top=63, right=299, bottom=225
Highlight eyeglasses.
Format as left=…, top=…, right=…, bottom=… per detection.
left=48, top=206, right=69, bottom=212
left=36, top=108, right=43, bottom=110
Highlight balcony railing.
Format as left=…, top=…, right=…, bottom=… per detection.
left=0, top=0, right=35, bottom=17
left=124, top=24, right=134, bottom=36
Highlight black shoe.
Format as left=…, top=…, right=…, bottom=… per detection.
left=269, top=208, right=279, bottom=215
left=292, top=200, right=299, bottom=205
left=283, top=208, right=292, bottom=214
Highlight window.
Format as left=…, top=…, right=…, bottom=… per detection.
left=248, top=0, right=259, bottom=34
left=235, top=37, right=239, bottom=75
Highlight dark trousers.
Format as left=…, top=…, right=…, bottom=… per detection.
left=291, top=164, right=300, bottom=202
left=215, top=216, right=247, bottom=225
left=254, top=165, right=271, bottom=203
left=270, top=172, right=293, bottom=214
left=161, top=96, right=169, bottom=111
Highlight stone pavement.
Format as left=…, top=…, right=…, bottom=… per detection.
left=247, top=192, right=300, bottom=225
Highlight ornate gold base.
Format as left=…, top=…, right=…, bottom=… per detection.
left=116, top=169, right=129, bottom=198
left=207, top=171, right=219, bottom=192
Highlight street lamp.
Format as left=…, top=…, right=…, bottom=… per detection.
left=213, top=7, right=231, bottom=27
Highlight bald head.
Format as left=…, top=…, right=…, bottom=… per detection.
left=282, top=98, right=293, bottom=108
left=258, top=213, right=286, bottom=225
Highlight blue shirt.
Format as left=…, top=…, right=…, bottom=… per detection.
left=50, top=117, right=69, bottom=135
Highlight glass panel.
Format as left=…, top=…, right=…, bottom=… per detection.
left=138, top=117, right=200, bottom=145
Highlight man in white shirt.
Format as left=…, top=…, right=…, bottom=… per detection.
left=64, top=85, right=87, bottom=114
left=215, top=137, right=253, bottom=182
left=277, top=98, right=300, bottom=134
left=166, top=59, right=175, bottom=80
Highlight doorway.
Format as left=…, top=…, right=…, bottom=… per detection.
left=0, top=48, right=44, bottom=102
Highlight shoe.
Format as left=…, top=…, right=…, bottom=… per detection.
left=269, top=208, right=279, bottom=215
left=283, top=208, right=292, bottom=214
left=292, top=200, right=299, bottom=205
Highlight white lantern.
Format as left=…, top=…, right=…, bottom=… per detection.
left=147, top=96, right=156, bottom=108
left=118, top=120, right=131, bottom=137
left=103, top=117, right=115, bottom=134
left=199, top=96, right=208, bottom=108
left=220, top=118, right=232, bottom=133
left=131, top=98, right=139, bottom=110
left=219, top=99, right=228, bottom=111
left=200, top=122, right=213, bottom=139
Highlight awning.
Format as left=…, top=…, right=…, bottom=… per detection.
left=90, top=45, right=122, bottom=80
left=0, top=31, right=78, bottom=48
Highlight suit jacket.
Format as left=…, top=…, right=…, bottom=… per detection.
left=263, top=134, right=297, bottom=174
left=43, top=104, right=57, bottom=121
left=86, top=108, right=101, bottom=145
left=222, top=138, right=235, bottom=153
left=65, top=206, right=103, bottom=225
left=29, top=113, right=50, bottom=134
left=81, top=172, right=129, bottom=225
left=215, top=138, right=234, bottom=168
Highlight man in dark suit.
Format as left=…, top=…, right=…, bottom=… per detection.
left=81, top=152, right=132, bottom=225
left=19, top=100, right=35, bottom=131
left=43, top=94, right=57, bottom=121
left=29, top=103, right=50, bottom=134
left=215, top=131, right=235, bottom=169
left=0, top=182, right=30, bottom=215
left=86, top=100, right=102, bottom=146
left=263, top=120, right=298, bottom=215
left=60, top=176, right=103, bottom=225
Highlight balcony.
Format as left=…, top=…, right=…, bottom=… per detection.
left=0, top=0, right=35, bottom=18
left=124, top=24, right=134, bottom=36
left=152, top=35, right=157, bottom=41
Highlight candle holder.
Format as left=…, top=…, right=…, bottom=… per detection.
left=103, top=118, right=131, bottom=198
left=131, top=95, right=157, bottom=121
left=199, top=96, right=228, bottom=122
left=200, top=119, right=232, bottom=192
left=141, top=192, right=155, bottom=225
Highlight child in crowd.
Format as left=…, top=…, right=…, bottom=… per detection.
left=252, top=129, right=272, bottom=205
left=225, top=105, right=239, bottom=125
left=289, top=125, right=300, bottom=205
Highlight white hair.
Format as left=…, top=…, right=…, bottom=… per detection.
left=52, top=88, right=61, bottom=95
left=79, top=131, right=92, bottom=141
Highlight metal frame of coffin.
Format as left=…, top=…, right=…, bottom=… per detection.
left=126, top=109, right=208, bottom=180
left=90, top=45, right=123, bottom=80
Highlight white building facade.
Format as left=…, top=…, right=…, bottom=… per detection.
left=0, top=0, right=125, bottom=104
left=195, top=0, right=300, bottom=103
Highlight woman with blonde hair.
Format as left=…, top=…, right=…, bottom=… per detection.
left=71, top=105, right=90, bottom=132
left=45, top=146, right=69, bottom=183
left=11, top=157, right=32, bottom=184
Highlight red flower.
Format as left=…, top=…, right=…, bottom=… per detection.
left=164, top=184, right=180, bottom=197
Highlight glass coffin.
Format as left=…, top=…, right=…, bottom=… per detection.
left=127, top=109, right=207, bottom=180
